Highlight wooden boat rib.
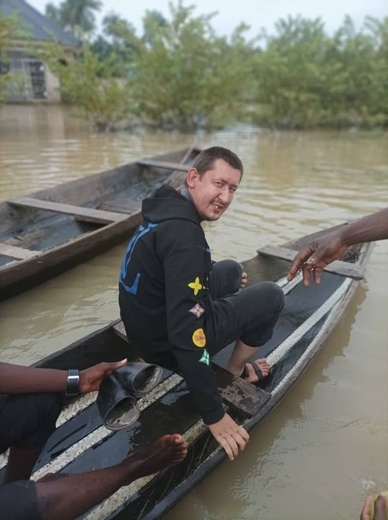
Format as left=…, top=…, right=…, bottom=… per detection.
left=0, top=146, right=201, bottom=301
left=0, top=225, right=372, bottom=519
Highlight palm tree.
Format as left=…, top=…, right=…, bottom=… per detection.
left=46, top=0, right=102, bottom=39
left=45, top=2, right=62, bottom=26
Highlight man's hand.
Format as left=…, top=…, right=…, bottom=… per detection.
left=360, top=493, right=388, bottom=520
left=287, top=232, right=348, bottom=287
left=79, top=359, right=127, bottom=393
left=208, top=413, right=249, bottom=460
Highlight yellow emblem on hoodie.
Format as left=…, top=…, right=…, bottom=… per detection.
left=192, top=328, right=206, bottom=348
left=188, top=277, right=203, bottom=296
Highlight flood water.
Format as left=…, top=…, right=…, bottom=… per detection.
left=0, top=105, right=387, bottom=520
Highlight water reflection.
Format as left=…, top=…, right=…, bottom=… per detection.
left=168, top=284, right=387, bottom=520
left=0, top=105, right=388, bottom=520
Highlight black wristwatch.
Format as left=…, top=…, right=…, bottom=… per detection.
left=66, top=369, right=80, bottom=396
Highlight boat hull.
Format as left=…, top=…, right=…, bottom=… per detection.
left=0, top=147, right=200, bottom=300
left=0, top=227, right=372, bottom=519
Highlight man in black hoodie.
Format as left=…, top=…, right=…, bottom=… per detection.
left=119, top=146, right=284, bottom=460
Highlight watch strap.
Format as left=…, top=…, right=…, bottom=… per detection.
left=66, top=369, right=80, bottom=396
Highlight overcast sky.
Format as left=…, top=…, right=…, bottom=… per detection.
left=30, top=0, right=388, bottom=38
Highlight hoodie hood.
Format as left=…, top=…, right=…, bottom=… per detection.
left=142, top=184, right=200, bottom=224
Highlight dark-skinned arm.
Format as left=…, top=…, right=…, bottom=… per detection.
left=336, top=207, right=388, bottom=245
left=0, top=360, right=127, bottom=395
left=0, top=434, right=188, bottom=520
left=288, top=207, right=388, bottom=286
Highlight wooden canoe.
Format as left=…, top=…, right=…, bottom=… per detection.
left=0, top=225, right=372, bottom=519
left=0, top=146, right=201, bottom=301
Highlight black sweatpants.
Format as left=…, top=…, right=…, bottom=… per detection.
left=0, top=480, right=40, bottom=520
left=140, top=259, right=284, bottom=370
left=206, top=259, right=285, bottom=354
left=0, top=393, right=62, bottom=519
left=0, top=392, right=63, bottom=453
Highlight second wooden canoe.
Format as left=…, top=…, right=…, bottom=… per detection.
left=0, top=146, right=201, bottom=301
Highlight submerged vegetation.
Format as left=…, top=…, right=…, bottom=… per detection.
left=2, top=0, right=388, bottom=131
left=45, top=43, right=133, bottom=131
left=0, top=12, right=28, bottom=104
left=253, top=15, right=388, bottom=129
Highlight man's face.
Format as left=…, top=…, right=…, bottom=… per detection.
left=187, top=159, right=241, bottom=221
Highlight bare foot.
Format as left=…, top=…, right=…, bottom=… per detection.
left=240, top=268, right=248, bottom=289
left=122, top=434, right=188, bottom=482
left=243, top=359, right=270, bottom=383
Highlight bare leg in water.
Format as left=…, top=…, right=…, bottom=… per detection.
left=34, top=434, right=188, bottom=520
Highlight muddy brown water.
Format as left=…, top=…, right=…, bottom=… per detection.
left=0, top=105, right=387, bottom=519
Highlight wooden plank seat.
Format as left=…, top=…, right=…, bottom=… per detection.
left=8, top=197, right=127, bottom=224
left=96, top=199, right=142, bottom=214
left=0, top=242, right=38, bottom=259
left=257, top=244, right=364, bottom=279
left=213, top=364, right=270, bottom=418
left=137, top=160, right=190, bottom=172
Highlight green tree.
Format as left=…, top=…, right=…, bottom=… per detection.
left=45, top=0, right=102, bottom=39
left=252, top=14, right=388, bottom=128
left=0, top=13, right=10, bottom=103
left=363, top=16, right=388, bottom=124
left=44, top=42, right=133, bottom=130
left=102, top=12, right=138, bottom=47
left=45, top=2, right=63, bottom=26
left=129, top=1, right=256, bottom=130
left=90, top=14, right=134, bottom=76
left=142, top=10, right=168, bottom=46
left=0, top=12, right=28, bottom=105
left=324, top=16, right=376, bottom=125
left=253, top=16, right=332, bottom=128
left=95, top=11, right=141, bottom=74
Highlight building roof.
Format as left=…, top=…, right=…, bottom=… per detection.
left=0, top=0, right=80, bottom=46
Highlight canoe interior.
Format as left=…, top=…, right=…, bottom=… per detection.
left=0, top=147, right=200, bottom=300
left=215, top=267, right=346, bottom=360
left=0, top=147, right=199, bottom=263
left=0, top=228, right=371, bottom=519
left=0, top=215, right=102, bottom=259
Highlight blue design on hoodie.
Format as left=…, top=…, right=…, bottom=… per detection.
left=120, top=222, right=157, bottom=294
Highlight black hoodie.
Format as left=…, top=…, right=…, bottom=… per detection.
left=119, top=184, right=224, bottom=424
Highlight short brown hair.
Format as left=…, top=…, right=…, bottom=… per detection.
left=192, top=146, right=243, bottom=179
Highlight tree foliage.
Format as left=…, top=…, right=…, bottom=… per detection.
left=0, top=14, right=10, bottom=104
left=44, top=43, right=132, bottom=130
left=0, top=12, right=27, bottom=105
left=37, top=1, right=388, bottom=130
left=253, top=15, right=388, bottom=128
left=90, top=12, right=141, bottom=76
left=45, top=0, right=102, bottom=39
left=126, top=1, right=255, bottom=130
